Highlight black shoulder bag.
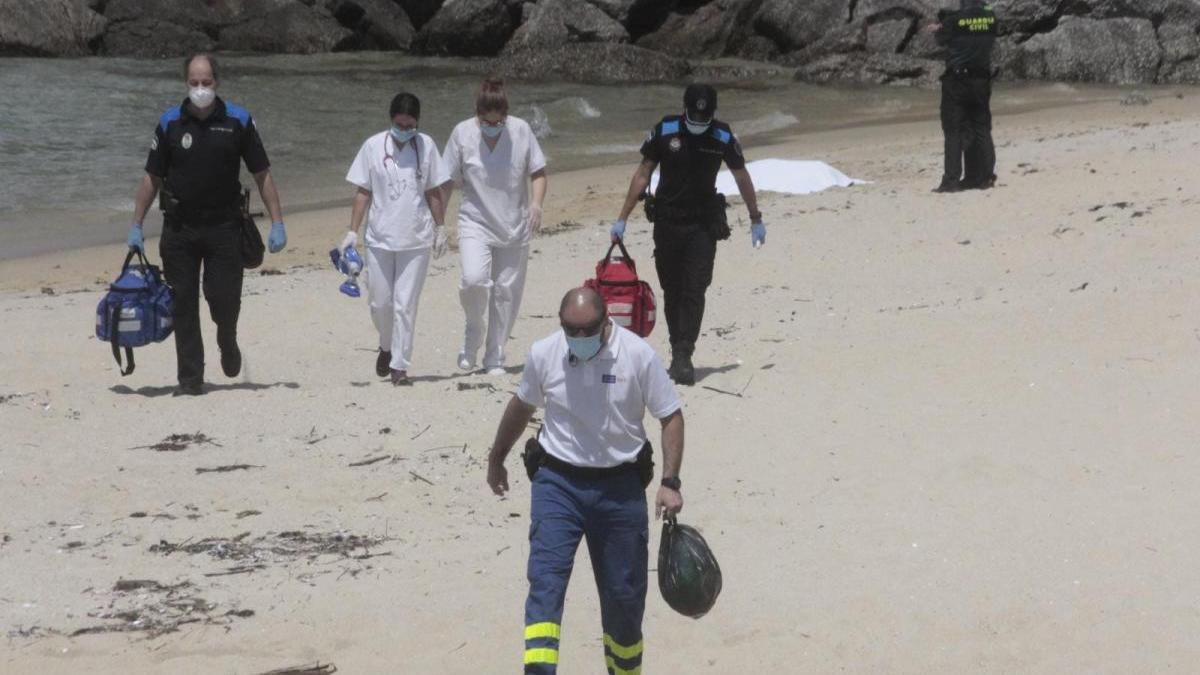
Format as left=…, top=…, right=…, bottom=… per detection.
left=240, top=188, right=265, bottom=269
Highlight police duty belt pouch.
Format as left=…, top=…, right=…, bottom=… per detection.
left=95, top=247, right=175, bottom=376
left=707, top=193, right=732, bottom=242
left=584, top=239, right=657, bottom=338
left=658, top=516, right=723, bottom=619
left=240, top=188, right=265, bottom=269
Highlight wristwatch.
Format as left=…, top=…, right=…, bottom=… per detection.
left=661, top=476, right=681, bottom=491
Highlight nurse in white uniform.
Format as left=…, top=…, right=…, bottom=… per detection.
left=340, top=93, right=449, bottom=386
left=441, top=77, right=548, bottom=375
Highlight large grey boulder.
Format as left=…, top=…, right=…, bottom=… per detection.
left=505, top=0, right=628, bottom=53
left=0, top=0, right=106, bottom=56
left=1003, top=16, right=1161, bottom=83
left=796, top=52, right=940, bottom=86
left=495, top=42, right=691, bottom=82
left=753, top=0, right=847, bottom=52
left=326, top=0, right=416, bottom=50
left=635, top=0, right=762, bottom=59
left=104, top=20, right=216, bottom=57
left=99, top=0, right=221, bottom=56
left=413, top=0, right=517, bottom=56
left=219, top=2, right=355, bottom=53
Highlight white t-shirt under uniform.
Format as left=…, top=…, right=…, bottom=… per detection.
left=442, top=116, right=547, bottom=248
left=345, top=131, right=449, bottom=251
left=517, top=320, right=682, bottom=468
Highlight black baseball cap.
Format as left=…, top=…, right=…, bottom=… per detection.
left=684, top=84, right=717, bottom=122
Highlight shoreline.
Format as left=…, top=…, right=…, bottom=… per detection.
left=0, top=85, right=1178, bottom=295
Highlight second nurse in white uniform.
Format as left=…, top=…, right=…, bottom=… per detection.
left=341, top=93, right=449, bottom=386
left=441, top=77, right=548, bottom=375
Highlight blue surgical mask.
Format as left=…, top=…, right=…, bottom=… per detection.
left=391, top=126, right=416, bottom=144
left=481, top=124, right=504, bottom=139
left=566, top=333, right=604, bottom=362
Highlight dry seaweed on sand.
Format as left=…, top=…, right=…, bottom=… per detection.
left=132, top=432, right=222, bottom=452
left=195, top=464, right=264, bottom=474
left=150, top=530, right=389, bottom=564
left=257, top=663, right=337, bottom=675
left=68, top=579, right=252, bottom=638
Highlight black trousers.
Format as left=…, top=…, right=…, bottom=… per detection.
left=652, top=221, right=716, bottom=358
left=159, top=219, right=243, bottom=386
left=940, top=76, right=995, bottom=187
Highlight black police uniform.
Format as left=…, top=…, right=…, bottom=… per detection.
left=144, top=97, right=270, bottom=388
left=640, top=115, right=745, bottom=362
left=935, top=1, right=997, bottom=191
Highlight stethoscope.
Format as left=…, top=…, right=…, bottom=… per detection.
left=382, top=133, right=423, bottom=201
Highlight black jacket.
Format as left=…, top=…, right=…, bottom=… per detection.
left=935, top=3, right=997, bottom=72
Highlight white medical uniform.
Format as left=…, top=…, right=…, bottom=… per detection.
left=442, top=115, right=547, bottom=369
left=518, top=320, right=682, bottom=468
left=346, top=130, right=448, bottom=372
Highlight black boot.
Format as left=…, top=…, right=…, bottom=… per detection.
left=932, top=179, right=962, bottom=194
left=669, top=351, right=695, bottom=386
left=220, top=344, right=242, bottom=378
left=376, top=350, right=391, bottom=377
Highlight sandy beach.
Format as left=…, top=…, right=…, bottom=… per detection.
left=3, top=89, right=1200, bottom=673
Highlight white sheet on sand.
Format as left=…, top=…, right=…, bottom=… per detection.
left=650, top=159, right=867, bottom=196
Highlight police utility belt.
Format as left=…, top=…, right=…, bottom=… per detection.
left=643, top=191, right=731, bottom=241
left=522, top=435, right=655, bottom=488
left=159, top=189, right=241, bottom=225
left=944, top=66, right=994, bottom=80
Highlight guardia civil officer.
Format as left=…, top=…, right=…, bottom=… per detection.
left=611, top=84, right=764, bottom=386
left=487, top=286, right=685, bottom=675
left=928, top=0, right=998, bottom=193
left=126, top=54, right=287, bottom=396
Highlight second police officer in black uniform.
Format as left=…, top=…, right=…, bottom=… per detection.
left=611, top=84, right=764, bottom=385
left=126, top=53, right=288, bottom=396
left=929, top=0, right=998, bottom=193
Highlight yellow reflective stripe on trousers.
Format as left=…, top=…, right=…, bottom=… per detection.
left=524, top=622, right=561, bottom=641
left=606, top=655, right=642, bottom=675
left=603, top=634, right=644, bottom=660
left=525, top=648, right=559, bottom=665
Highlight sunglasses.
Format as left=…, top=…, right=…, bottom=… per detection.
left=561, top=315, right=606, bottom=338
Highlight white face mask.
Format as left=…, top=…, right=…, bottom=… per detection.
left=685, top=120, right=711, bottom=135
left=188, top=86, right=216, bottom=109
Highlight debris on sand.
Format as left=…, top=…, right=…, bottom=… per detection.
left=150, top=530, right=388, bottom=565
left=195, top=464, right=264, bottom=474
left=456, top=382, right=497, bottom=393
left=133, top=432, right=222, bottom=452
left=257, top=663, right=337, bottom=675
left=349, top=454, right=391, bottom=467
left=68, top=579, right=252, bottom=638
left=1120, top=91, right=1152, bottom=106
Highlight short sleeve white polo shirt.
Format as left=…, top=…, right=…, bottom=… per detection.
left=346, top=131, right=449, bottom=251
left=441, top=115, right=547, bottom=248
left=517, top=320, right=681, bottom=468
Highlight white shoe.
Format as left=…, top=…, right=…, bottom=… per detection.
left=457, top=352, right=476, bottom=371
left=485, top=367, right=506, bottom=376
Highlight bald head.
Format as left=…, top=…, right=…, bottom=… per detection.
left=559, top=287, right=606, bottom=334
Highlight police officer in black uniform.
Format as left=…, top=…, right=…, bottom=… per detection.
left=126, top=54, right=287, bottom=396
left=929, top=0, right=998, bottom=193
left=610, top=84, right=764, bottom=385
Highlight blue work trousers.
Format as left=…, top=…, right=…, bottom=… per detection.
left=523, top=466, right=648, bottom=674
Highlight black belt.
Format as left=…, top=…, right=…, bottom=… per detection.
left=542, top=453, right=638, bottom=479
left=945, top=67, right=992, bottom=79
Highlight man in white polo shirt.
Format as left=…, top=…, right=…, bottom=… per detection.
left=487, top=287, right=685, bottom=675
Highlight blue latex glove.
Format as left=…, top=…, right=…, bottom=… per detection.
left=610, top=218, right=626, bottom=241
left=268, top=221, right=287, bottom=253
left=127, top=223, right=144, bottom=251
left=751, top=221, right=766, bottom=249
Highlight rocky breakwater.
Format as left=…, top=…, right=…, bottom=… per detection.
left=3, top=0, right=1199, bottom=86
